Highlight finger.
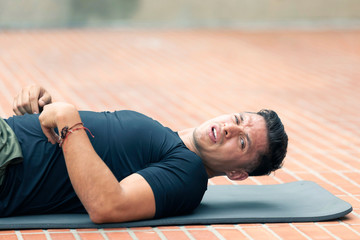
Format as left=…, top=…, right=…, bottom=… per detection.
left=21, top=88, right=33, bottom=114
left=51, top=128, right=60, bottom=143
left=29, top=86, right=41, bottom=114
left=40, top=125, right=58, bottom=144
left=38, top=89, right=52, bottom=107
left=16, top=92, right=28, bottom=115
left=13, top=95, right=23, bottom=116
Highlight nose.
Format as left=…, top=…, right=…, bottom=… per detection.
left=223, top=123, right=242, bottom=139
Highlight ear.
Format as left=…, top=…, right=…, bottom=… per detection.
left=225, top=170, right=249, bottom=181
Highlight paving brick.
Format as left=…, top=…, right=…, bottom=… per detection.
left=0, top=235, right=18, bottom=240
left=323, top=225, right=360, bottom=240
left=273, top=170, right=299, bottom=182
left=21, top=234, right=47, bottom=240
left=342, top=213, right=360, bottom=225
left=0, top=231, right=15, bottom=234
left=295, top=225, right=336, bottom=239
left=338, top=195, right=360, bottom=209
left=268, top=225, right=308, bottom=240
left=254, top=175, right=281, bottom=185
left=321, top=172, right=360, bottom=195
left=216, top=229, right=248, bottom=240
left=77, top=232, right=105, bottom=240
left=209, top=176, right=234, bottom=185
left=242, top=226, right=279, bottom=240
left=351, top=225, right=360, bottom=235
left=106, top=232, right=133, bottom=240
left=134, top=231, right=161, bottom=240
left=161, top=230, right=191, bottom=240
left=187, top=230, right=219, bottom=240
left=49, top=233, right=76, bottom=240
left=0, top=29, right=359, bottom=240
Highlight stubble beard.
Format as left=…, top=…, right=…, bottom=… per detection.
left=192, top=127, right=204, bottom=157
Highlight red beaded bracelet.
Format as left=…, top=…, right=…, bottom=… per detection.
left=59, top=122, right=94, bottom=147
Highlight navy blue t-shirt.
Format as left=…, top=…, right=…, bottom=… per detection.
left=0, top=111, right=208, bottom=218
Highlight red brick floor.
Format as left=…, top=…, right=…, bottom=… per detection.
left=0, top=29, right=359, bottom=239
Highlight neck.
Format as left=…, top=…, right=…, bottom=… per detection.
left=178, top=128, right=225, bottom=179
left=178, top=128, right=198, bottom=155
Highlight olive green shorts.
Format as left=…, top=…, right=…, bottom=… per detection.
left=0, top=118, right=23, bottom=186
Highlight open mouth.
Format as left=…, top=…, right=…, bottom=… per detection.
left=212, top=127, right=217, bottom=140
left=209, top=126, right=218, bottom=143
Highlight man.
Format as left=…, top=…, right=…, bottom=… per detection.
left=1, top=85, right=287, bottom=223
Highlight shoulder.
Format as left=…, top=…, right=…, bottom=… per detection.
left=138, top=144, right=208, bottom=218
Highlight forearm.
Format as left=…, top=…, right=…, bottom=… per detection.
left=55, top=107, right=123, bottom=221
left=39, top=103, right=156, bottom=223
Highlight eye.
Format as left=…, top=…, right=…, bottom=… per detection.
left=240, top=138, right=245, bottom=149
left=234, top=115, right=240, bottom=125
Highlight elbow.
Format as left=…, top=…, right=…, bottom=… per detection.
left=88, top=207, right=115, bottom=224
left=86, top=197, right=121, bottom=223
left=88, top=205, right=125, bottom=224
left=89, top=211, right=107, bottom=224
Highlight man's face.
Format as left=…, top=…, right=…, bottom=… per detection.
left=193, top=112, right=268, bottom=177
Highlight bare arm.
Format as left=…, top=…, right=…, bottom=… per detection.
left=39, top=103, right=156, bottom=223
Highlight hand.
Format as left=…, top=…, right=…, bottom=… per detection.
left=13, top=85, right=52, bottom=115
left=39, top=102, right=79, bottom=144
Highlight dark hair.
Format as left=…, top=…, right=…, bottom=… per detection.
left=248, top=109, right=288, bottom=176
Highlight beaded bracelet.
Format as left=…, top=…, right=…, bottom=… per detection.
left=59, top=122, right=94, bottom=147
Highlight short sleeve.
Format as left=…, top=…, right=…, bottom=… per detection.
left=137, top=148, right=208, bottom=218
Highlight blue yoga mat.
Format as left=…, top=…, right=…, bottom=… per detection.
left=0, top=181, right=352, bottom=229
